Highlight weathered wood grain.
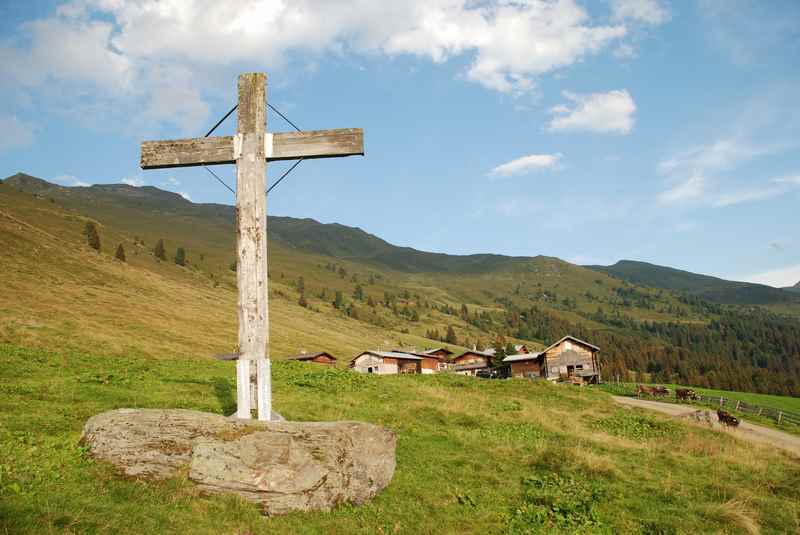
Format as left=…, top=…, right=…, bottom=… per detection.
left=140, top=136, right=234, bottom=169
left=235, top=73, right=270, bottom=420
left=269, top=128, right=364, bottom=161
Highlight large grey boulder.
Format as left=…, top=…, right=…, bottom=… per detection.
left=80, top=409, right=396, bottom=515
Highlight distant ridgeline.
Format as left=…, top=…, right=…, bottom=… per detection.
left=2, top=172, right=800, bottom=396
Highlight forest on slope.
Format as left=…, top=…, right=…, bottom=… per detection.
left=2, top=173, right=799, bottom=396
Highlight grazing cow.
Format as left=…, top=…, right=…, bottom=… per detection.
left=635, top=384, right=670, bottom=398
left=717, top=409, right=740, bottom=428
left=676, top=388, right=699, bottom=401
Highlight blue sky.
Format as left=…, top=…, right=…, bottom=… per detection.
left=1, top=0, right=799, bottom=287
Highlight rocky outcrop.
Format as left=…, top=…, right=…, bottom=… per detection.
left=80, top=408, right=395, bottom=515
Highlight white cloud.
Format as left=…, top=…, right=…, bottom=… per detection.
left=177, top=191, right=192, bottom=201
left=713, top=186, right=783, bottom=208
left=0, top=0, right=631, bottom=130
left=121, top=176, right=145, bottom=187
left=488, top=153, right=562, bottom=178
left=612, top=0, right=671, bottom=25
left=548, top=90, right=636, bottom=134
left=655, top=90, right=800, bottom=207
left=613, top=43, right=636, bottom=59
left=166, top=177, right=180, bottom=186
left=54, top=174, right=90, bottom=187
left=713, top=174, right=800, bottom=207
left=657, top=173, right=706, bottom=205
left=773, top=174, right=800, bottom=185
left=739, top=264, right=800, bottom=288
left=0, top=115, right=35, bottom=152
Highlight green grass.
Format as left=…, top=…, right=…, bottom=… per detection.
left=2, top=343, right=800, bottom=534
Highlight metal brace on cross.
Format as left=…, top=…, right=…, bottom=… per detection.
left=139, top=72, right=364, bottom=420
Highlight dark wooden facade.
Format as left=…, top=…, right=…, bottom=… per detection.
left=542, top=336, right=600, bottom=382
left=504, top=336, right=600, bottom=382
left=284, top=351, right=337, bottom=365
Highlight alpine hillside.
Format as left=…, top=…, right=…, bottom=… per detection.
left=2, top=173, right=799, bottom=396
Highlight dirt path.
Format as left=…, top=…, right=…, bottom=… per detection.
left=612, top=396, right=800, bottom=457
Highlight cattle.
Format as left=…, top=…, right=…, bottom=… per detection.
left=635, top=384, right=669, bottom=398
left=717, top=409, right=740, bottom=428
left=676, top=388, right=699, bottom=401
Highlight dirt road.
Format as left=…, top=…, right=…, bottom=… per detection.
left=613, top=395, right=800, bottom=457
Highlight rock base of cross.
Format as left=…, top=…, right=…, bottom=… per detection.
left=80, top=408, right=396, bottom=515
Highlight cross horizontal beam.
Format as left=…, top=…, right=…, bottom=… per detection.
left=140, top=128, right=364, bottom=170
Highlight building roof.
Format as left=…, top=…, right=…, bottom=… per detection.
left=542, top=335, right=600, bottom=354
left=481, top=344, right=528, bottom=356
left=351, top=350, right=424, bottom=363
left=456, top=349, right=494, bottom=359
left=422, top=347, right=453, bottom=356
left=503, top=352, right=542, bottom=363
left=285, top=351, right=336, bottom=361
left=392, top=349, right=446, bottom=360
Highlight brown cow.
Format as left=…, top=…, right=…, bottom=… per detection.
left=635, top=384, right=669, bottom=398
left=717, top=409, right=740, bottom=428
left=676, top=388, right=699, bottom=401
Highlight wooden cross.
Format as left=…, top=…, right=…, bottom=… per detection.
left=139, top=72, right=364, bottom=420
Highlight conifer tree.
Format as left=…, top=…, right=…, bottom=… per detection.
left=353, top=284, right=364, bottom=301
left=115, top=243, right=126, bottom=262
left=154, top=239, right=166, bottom=261
left=333, top=290, right=344, bottom=310
left=298, top=290, right=308, bottom=308
left=174, top=247, right=186, bottom=266
left=445, top=325, right=457, bottom=344
left=84, top=222, right=100, bottom=251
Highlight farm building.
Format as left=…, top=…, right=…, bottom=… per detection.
left=503, top=335, right=600, bottom=383
left=350, top=350, right=428, bottom=374
left=284, top=351, right=337, bottom=365
left=420, top=347, right=454, bottom=359
left=452, top=350, right=493, bottom=376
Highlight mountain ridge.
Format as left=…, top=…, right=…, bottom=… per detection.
left=587, top=259, right=800, bottom=306
left=6, top=172, right=794, bottom=287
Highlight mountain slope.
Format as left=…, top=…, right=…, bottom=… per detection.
left=2, top=173, right=800, bottom=397
left=587, top=259, right=800, bottom=306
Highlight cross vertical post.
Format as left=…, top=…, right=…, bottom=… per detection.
left=235, top=72, right=270, bottom=420
left=139, top=72, right=364, bottom=422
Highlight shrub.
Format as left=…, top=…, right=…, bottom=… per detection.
left=115, top=244, right=126, bottom=262
left=84, top=222, right=100, bottom=252
left=507, top=473, right=607, bottom=534
left=174, top=247, right=186, bottom=266
left=592, top=411, right=682, bottom=441
left=154, top=239, right=166, bottom=261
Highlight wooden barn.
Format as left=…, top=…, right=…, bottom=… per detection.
left=503, top=335, right=600, bottom=383
left=421, top=347, right=454, bottom=360
left=451, top=350, right=493, bottom=376
left=284, top=351, right=337, bottom=365
left=349, top=350, right=424, bottom=375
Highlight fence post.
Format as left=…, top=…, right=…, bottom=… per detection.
left=719, top=397, right=724, bottom=407
left=735, top=400, right=741, bottom=411
left=758, top=407, right=763, bottom=416
left=777, top=411, right=783, bottom=424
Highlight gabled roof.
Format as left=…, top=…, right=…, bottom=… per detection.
left=392, top=349, right=446, bottom=360
left=422, top=347, right=453, bottom=356
left=455, top=349, right=493, bottom=359
left=542, top=335, right=600, bottom=354
left=350, top=350, right=424, bottom=363
left=285, top=351, right=336, bottom=361
left=481, top=344, right=528, bottom=356
left=503, top=352, right=542, bottom=363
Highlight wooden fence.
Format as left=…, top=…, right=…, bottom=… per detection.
left=691, top=393, right=800, bottom=426
left=604, top=383, right=800, bottom=427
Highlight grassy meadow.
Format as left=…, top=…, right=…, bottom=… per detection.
left=2, top=343, right=800, bottom=534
